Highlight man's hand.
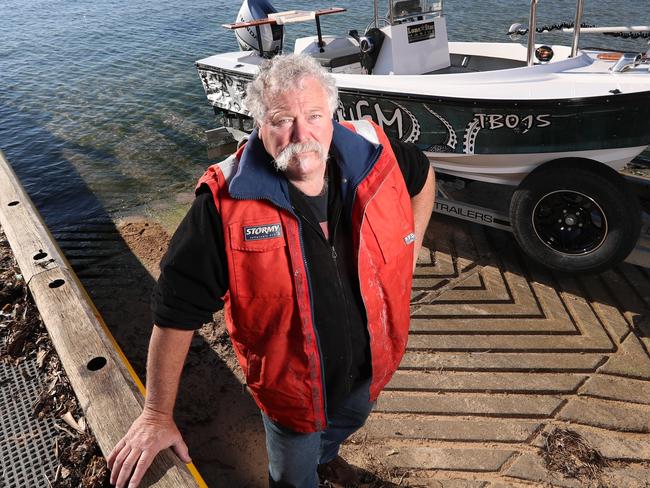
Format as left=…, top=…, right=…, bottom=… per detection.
left=107, top=408, right=191, bottom=488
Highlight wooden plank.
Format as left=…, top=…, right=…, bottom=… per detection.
left=0, top=151, right=69, bottom=281
left=29, top=268, right=199, bottom=487
left=0, top=150, right=203, bottom=487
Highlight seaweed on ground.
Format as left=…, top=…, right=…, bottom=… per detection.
left=541, top=427, right=608, bottom=487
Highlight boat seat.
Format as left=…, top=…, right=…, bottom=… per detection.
left=312, top=50, right=361, bottom=71
left=299, top=40, right=362, bottom=72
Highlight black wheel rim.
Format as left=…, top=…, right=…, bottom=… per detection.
left=532, top=190, right=608, bottom=255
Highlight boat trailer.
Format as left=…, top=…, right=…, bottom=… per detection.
left=434, top=169, right=650, bottom=269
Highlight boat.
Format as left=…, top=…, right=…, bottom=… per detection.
left=195, top=0, right=650, bottom=273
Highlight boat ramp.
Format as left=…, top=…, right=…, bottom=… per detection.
left=2, top=149, right=650, bottom=486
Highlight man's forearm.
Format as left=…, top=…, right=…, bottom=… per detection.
left=411, top=165, right=436, bottom=266
left=107, top=325, right=194, bottom=488
left=143, top=325, right=194, bottom=417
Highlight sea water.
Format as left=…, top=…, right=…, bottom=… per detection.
left=1, top=0, right=648, bottom=227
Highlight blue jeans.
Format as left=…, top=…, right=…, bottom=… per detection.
left=262, top=379, right=374, bottom=488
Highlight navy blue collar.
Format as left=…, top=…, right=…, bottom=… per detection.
left=228, top=120, right=382, bottom=210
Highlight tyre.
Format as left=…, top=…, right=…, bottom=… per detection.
left=509, top=159, right=641, bottom=274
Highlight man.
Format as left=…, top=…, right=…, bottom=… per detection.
left=108, top=53, right=435, bottom=488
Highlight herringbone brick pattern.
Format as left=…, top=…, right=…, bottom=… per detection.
left=345, top=215, right=650, bottom=487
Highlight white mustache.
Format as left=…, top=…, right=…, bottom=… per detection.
left=273, top=140, right=325, bottom=171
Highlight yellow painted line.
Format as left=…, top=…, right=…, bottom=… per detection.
left=186, top=463, right=209, bottom=488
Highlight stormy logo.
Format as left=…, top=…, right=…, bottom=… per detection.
left=244, top=223, right=282, bottom=241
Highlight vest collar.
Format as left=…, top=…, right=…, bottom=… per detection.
left=228, top=121, right=382, bottom=210
left=330, top=120, right=382, bottom=208
left=228, top=127, right=293, bottom=210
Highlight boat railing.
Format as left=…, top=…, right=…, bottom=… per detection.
left=527, top=0, right=584, bottom=66
left=526, top=0, right=538, bottom=66
left=570, top=0, right=585, bottom=58
left=525, top=0, right=650, bottom=67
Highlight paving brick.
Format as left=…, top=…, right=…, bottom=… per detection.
left=453, top=270, right=484, bottom=289
left=599, top=334, right=650, bottom=379
left=426, top=265, right=509, bottom=303
left=404, top=478, right=488, bottom=488
left=399, top=351, right=605, bottom=372
left=580, top=374, right=650, bottom=405
left=486, top=483, right=530, bottom=488
left=555, top=274, right=620, bottom=341
left=380, top=447, right=514, bottom=472
left=620, top=264, right=650, bottom=308
left=412, top=273, right=479, bottom=294
left=601, top=463, right=650, bottom=488
left=529, top=272, right=584, bottom=324
left=600, top=269, right=644, bottom=335
left=363, top=416, right=540, bottom=442
left=453, top=225, right=481, bottom=272
left=375, top=392, right=562, bottom=417
left=558, top=398, right=650, bottom=432
left=533, top=424, right=650, bottom=461
left=387, top=371, right=586, bottom=394
left=407, top=333, right=613, bottom=352
left=412, top=269, right=540, bottom=316
left=417, top=245, right=435, bottom=265
left=413, top=223, right=470, bottom=291
left=580, top=274, right=633, bottom=342
left=504, top=453, right=584, bottom=487
left=409, top=313, right=575, bottom=333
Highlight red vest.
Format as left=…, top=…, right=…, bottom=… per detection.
left=197, top=120, right=414, bottom=432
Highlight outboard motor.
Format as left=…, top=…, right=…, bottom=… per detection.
left=235, top=0, right=284, bottom=57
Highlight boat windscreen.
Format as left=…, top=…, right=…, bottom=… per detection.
left=389, top=0, right=442, bottom=24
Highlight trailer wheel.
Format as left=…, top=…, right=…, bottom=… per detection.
left=509, top=160, right=641, bottom=274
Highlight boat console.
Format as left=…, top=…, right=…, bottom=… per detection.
left=370, top=0, right=450, bottom=75
left=294, top=0, right=452, bottom=75
left=227, top=0, right=453, bottom=76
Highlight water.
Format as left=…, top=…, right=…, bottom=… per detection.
left=1, top=0, right=648, bottom=228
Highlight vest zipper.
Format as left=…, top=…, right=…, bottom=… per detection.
left=327, top=204, right=355, bottom=394
left=329, top=244, right=354, bottom=393
left=295, top=218, right=329, bottom=429
left=295, top=201, right=357, bottom=418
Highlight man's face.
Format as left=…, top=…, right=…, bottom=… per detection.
left=258, top=76, right=334, bottom=181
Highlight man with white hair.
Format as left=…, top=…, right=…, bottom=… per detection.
left=108, top=53, right=435, bottom=488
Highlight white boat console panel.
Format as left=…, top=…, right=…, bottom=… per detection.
left=373, top=15, right=450, bottom=75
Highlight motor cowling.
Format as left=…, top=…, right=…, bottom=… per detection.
left=235, top=0, right=284, bottom=56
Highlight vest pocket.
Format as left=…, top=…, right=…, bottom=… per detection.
left=365, top=202, right=414, bottom=265
left=228, top=221, right=294, bottom=297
